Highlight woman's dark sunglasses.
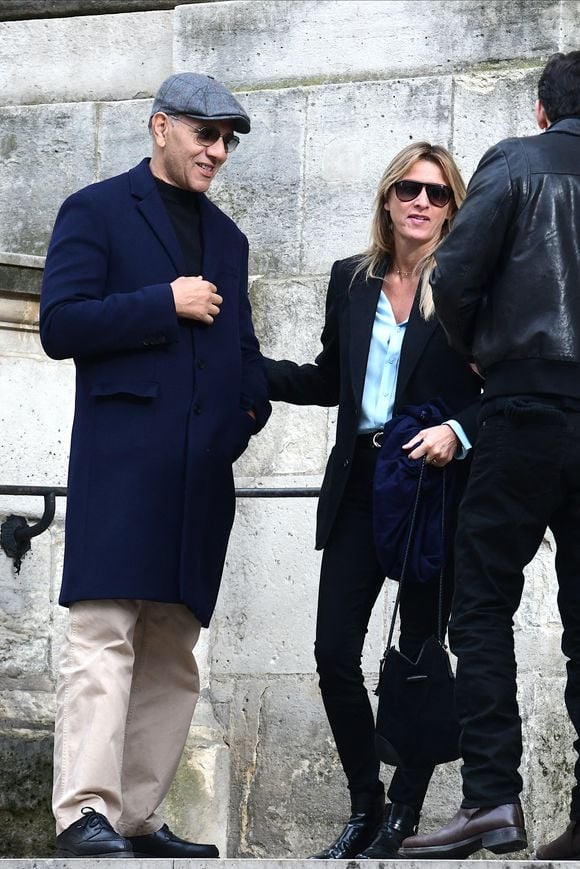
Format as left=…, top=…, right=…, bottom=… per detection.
left=394, top=179, right=452, bottom=208
left=169, top=116, right=240, bottom=153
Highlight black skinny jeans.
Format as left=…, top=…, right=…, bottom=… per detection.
left=450, top=400, right=580, bottom=816
left=315, top=443, right=454, bottom=813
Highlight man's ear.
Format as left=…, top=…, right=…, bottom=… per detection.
left=150, top=112, right=171, bottom=147
left=535, top=99, right=551, bottom=130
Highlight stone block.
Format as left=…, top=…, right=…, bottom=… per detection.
left=0, top=523, right=53, bottom=692
left=0, top=103, right=96, bottom=257
left=452, top=67, right=542, bottom=182
left=0, top=335, right=74, bottom=487
left=0, top=11, right=173, bottom=107
left=211, top=87, right=306, bottom=276
left=560, top=1, right=580, bottom=52
left=515, top=536, right=559, bottom=630
left=0, top=728, right=53, bottom=857
left=210, top=497, right=321, bottom=676
left=235, top=276, right=331, bottom=479
left=211, top=490, right=386, bottom=674
left=211, top=674, right=347, bottom=858
left=300, top=76, right=453, bottom=273
left=97, top=99, right=152, bottom=181
left=0, top=263, right=43, bottom=298
left=523, top=676, right=575, bottom=853
left=174, top=0, right=560, bottom=88
left=160, top=696, right=230, bottom=855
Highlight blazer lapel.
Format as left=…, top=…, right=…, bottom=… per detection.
left=129, top=159, right=185, bottom=274
left=394, top=290, right=439, bottom=407
left=349, top=270, right=382, bottom=407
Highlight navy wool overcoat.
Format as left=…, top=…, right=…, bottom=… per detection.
left=40, top=158, right=269, bottom=626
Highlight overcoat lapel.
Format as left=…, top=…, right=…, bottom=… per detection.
left=129, top=159, right=185, bottom=274
left=394, top=289, right=439, bottom=407
left=349, top=270, right=382, bottom=407
left=198, top=194, right=221, bottom=280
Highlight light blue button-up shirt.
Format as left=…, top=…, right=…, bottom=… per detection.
left=358, top=292, right=471, bottom=457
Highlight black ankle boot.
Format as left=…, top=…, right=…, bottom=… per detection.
left=309, top=790, right=385, bottom=859
left=356, top=802, right=418, bottom=858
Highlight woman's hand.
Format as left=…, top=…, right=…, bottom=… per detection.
left=401, top=423, right=459, bottom=467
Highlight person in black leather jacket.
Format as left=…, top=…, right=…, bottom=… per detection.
left=400, top=50, right=580, bottom=861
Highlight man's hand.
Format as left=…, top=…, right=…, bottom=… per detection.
left=171, top=275, right=223, bottom=324
left=402, top=424, right=459, bottom=467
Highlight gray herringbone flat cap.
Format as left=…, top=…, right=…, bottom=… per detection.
left=151, top=73, right=251, bottom=134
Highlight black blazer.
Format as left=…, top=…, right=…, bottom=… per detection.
left=265, top=255, right=481, bottom=550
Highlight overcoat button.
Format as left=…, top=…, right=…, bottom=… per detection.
left=194, top=404, right=201, bottom=415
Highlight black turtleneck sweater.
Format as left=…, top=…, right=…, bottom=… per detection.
left=155, top=178, right=202, bottom=276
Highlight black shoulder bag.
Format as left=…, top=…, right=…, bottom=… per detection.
left=374, top=457, right=461, bottom=767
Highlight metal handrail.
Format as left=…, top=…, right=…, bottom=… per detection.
left=0, top=483, right=320, bottom=570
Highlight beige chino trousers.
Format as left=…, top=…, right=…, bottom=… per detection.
left=53, top=599, right=201, bottom=836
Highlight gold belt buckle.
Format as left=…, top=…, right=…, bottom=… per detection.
left=372, top=431, right=383, bottom=448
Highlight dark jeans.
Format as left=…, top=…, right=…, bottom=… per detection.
left=315, top=445, right=454, bottom=814
left=450, top=400, right=580, bottom=817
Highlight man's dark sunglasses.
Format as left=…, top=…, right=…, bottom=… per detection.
left=170, top=116, right=240, bottom=153
left=394, top=179, right=452, bottom=208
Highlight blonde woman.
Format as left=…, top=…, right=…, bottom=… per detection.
left=265, top=143, right=481, bottom=859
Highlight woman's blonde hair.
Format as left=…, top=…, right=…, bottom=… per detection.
left=354, top=142, right=466, bottom=319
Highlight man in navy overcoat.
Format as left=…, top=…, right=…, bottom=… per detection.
left=40, top=72, right=270, bottom=859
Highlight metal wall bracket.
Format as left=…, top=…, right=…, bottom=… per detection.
left=0, top=492, right=56, bottom=572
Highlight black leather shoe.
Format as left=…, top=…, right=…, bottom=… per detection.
left=536, top=820, right=580, bottom=859
left=128, top=823, right=219, bottom=858
left=309, top=790, right=385, bottom=859
left=357, top=802, right=418, bottom=858
left=399, top=803, right=527, bottom=858
left=55, top=807, right=133, bottom=858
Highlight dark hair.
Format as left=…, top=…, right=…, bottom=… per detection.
left=538, top=51, right=580, bottom=122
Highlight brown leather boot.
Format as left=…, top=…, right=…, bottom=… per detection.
left=399, top=803, right=527, bottom=859
left=536, top=821, right=580, bottom=859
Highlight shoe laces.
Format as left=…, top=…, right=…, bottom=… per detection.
left=80, top=807, right=108, bottom=831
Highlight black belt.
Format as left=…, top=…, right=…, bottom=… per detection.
left=356, top=431, right=384, bottom=449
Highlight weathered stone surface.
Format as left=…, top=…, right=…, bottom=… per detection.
left=452, top=67, right=542, bottom=182
left=524, top=677, right=575, bottom=855
left=0, top=103, right=96, bottom=258
left=97, top=99, right=152, bottom=181
left=210, top=497, right=322, bottom=676
left=174, top=0, right=561, bottom=88
left=0, top=0, right=205, bottom=20
left=0, top=728, right=53, bottom=857
left=560, top=1, right=580, bottom=52
left=300, top=76, right=453, bottom=273
left=0, top=520, right=53, bottom=691
left=211, top=674, right=347, bottom=858
left=160, top=696, right=230, bottom=855
left=211, top=87, right=306, bottom=276
left=236, top=276, right=331, bottom=478
left=0, top=331, right=74, bottom=487
left=0, top=264, right=43, bottom=298
left=0, top=11, right=173, bottom=107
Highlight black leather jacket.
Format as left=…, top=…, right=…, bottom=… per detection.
left=432, top=117, right=580, bottom=399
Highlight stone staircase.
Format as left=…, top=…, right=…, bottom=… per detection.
left=0, top=860, right=558, bottom=868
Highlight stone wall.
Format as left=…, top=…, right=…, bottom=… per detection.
left=0, top=0, right=578, bottom=857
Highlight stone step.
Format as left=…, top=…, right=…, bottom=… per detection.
left=0, top=860, right=557, bottom=868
